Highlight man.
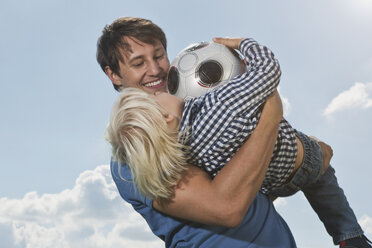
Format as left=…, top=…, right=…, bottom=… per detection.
left=97, top=17, right=298, bottom=247
left=97, top=17, right=169, bottom=93
left=97, top=17, right=369, bottom=247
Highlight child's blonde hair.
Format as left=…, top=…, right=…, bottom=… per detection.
left=106, top=88, right=188, bottom=200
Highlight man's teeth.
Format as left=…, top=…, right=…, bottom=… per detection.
left=144, top=80, right=162, bottom=87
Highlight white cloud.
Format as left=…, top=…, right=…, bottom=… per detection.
left=282, top=96, right=291, bottom=117
left=323, top=82, right=372, bottom=116
left=359, top=215, right=372, bottom=236
left=273, top=197, right=288, bottom=208
left=278, top=87, right=291, bottom=117
left=0, top=165, right=163, bottom=248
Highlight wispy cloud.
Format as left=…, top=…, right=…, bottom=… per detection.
left=278, top=87, right=291, bottom=117
left=360, top=215, right=372, bottom=236
left=0, top=165, right=162, bottom=248
left=273, top=197, right=288, bottom=208
left=323, top=82, right=372, bottom=116
left=282, top=96, right=291, bottom=117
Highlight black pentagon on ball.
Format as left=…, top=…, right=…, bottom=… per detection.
left=167, top=66, right=179, bottom=95
left=197, top=60, right=223, bottom=87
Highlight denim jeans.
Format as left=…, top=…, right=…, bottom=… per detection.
left=269, top=130, right=363, bottom=244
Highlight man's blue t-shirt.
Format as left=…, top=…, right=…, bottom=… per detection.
left=111, top=160, right=297, bottom=248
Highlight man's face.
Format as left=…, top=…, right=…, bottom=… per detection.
left=108, top=37, right=170, bottom=94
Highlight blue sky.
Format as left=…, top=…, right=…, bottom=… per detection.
left=0, top=0, right=371, bottom=247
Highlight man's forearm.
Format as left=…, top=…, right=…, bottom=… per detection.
left=154, top=122, right=279, bottom=227
left=154, top=92, right=282, bottom=227
left=210, top=110, right=279, bottom=219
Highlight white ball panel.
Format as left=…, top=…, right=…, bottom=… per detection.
left=169, top=41, right=246, bottom=99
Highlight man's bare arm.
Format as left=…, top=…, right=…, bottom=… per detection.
left=153, top=91, right=283, bottom=227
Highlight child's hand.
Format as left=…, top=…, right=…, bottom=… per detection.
left=213, top=37, right=243, bottom=50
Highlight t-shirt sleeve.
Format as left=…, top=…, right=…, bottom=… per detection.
left=110, top=159, right=153, bottom=209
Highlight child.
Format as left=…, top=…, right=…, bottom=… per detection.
left=106, top=38, right=371, bottom=247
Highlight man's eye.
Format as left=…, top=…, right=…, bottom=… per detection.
left=155, top=54, right=164, bottom=60
left=133, top=62, right=144, bottom=67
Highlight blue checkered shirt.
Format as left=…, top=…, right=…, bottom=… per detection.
left=179, top=38, right=297, bottom=193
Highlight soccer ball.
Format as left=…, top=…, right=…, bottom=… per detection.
left=167, top=41, right=246, bottom=99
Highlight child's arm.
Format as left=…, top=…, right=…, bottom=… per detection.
left=153, top=91, right=283, bottom=227
left=214, top=37, right=281, bottom=116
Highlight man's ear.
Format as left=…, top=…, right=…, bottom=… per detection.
left=105, top=66, right=122, bottom=87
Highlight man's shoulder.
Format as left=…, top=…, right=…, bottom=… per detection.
left=110, top=159, right=131, bottom=181
left=110, top=160, right=135, bottom=199
left=110, top=159, right=153, bottom=208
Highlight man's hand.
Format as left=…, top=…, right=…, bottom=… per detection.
left=213, top=37, right=244, bottom=50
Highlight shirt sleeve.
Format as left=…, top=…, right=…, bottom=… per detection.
left=217, top=38, right=281, bottom=116
left=110, top=159, right=153, bottom=209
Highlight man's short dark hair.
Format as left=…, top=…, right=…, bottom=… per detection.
left=96, top=17, right=167, bottom=91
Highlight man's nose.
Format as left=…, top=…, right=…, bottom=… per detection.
left=147, top=60, right=161, bottom=75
